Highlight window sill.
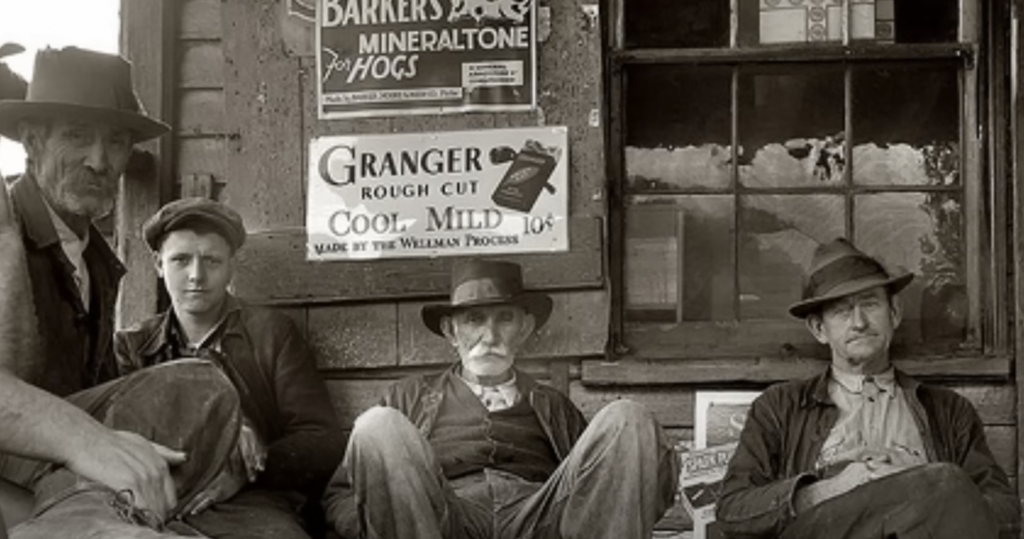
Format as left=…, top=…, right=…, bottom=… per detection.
left=581, top=355, right=1012, bottom=386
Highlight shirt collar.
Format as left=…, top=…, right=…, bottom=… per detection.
left=143, top=295, right=242, bottom=357
left=457, top=369, right=520, bottom=405
left=831, top=366, right=897, bottom=395
left=43, top=197, right=90, bottom=257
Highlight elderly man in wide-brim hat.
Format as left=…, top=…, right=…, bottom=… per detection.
left=716, top=238, right=1018, bottom=539
left=0, top=47, right=244, bottom=539
left=323, top=259, right=680, bottom=539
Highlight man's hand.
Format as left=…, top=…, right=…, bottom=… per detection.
left=237, top=423, right=266, bottom=483
left=65, top=430, right=186, bottom=521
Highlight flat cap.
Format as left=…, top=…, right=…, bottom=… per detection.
left=143, top=197, right=246, bottom=251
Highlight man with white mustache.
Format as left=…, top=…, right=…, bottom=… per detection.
left=323, top=259, right=680, bottom=539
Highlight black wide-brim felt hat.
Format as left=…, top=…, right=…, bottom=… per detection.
left=788, top=238, right=914, bottom=319
left=422, top=259, right=553, bottom=336
left=0, top=46, right=169, bottom=142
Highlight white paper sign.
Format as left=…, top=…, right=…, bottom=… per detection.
left=307, top=127, right=569, bottom=260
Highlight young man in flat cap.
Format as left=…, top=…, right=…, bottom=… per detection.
left=0, top=46, right=242, bottom=536
left=115, top=198, right=345, bottom=539
left=716, top=238, right=1018, bottom=538
left=323, top=259, right=680, bottom=539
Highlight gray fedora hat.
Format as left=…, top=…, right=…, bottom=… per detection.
left=789, top=238, right=913, bottom=319
left=0, top=46, right=169, bottom=142
left=422, top=259, right=553, bottom=336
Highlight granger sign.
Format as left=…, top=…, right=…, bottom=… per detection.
left=307, top=127, right=569, bottom=261
left=317, top=0, right=537, bottom=118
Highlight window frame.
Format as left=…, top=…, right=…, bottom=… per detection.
left=603, top=0, right=1012, bottom=370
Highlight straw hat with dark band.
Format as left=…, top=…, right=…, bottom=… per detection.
left=422, top=260, right=552, bottom=336
left=789, top=238, right=913, bottom=319
left=0, top=46, right=169, bottom=142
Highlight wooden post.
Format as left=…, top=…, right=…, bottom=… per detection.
left=1011, top=1, right=1024, bottom=534
left=117, top=0, right=177, bottom=328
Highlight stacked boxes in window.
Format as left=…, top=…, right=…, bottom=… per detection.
left=758, top=0, right=894, bottom=44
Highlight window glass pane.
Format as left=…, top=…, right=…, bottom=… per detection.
left=625, top=0, right=729, bottom=49
left=852, top=63, right=959, bottom=186
left=738, top=66, right=845, bottom=188
left=854, top=193, right=965, bottom=344
left=626, top=66, right=732, bottom=192
left=626, top=196, right=735, bottom=323
left=892, top=0, right=958, bottom=44
left=738, top=0, right=845, bottom=46
left=737, top=0, right=958, bottom=47
left=739, top=195, right=845, bottom=319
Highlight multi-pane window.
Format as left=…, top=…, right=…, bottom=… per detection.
left=609, top=0, right=1000, bottom=359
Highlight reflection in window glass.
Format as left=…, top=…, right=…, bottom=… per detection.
left=626, top=66, right=732, bottom=191
left=625, top=196, right=735, bottom=323
left=739, top=195, right=845, bottom=319
left=852, top=64, right=959, bottom=186
left=625, top=0, right=728, bottom=49
left=855, top=193, right=965, bottom=343
left=738, top=67, right=845, bottom=188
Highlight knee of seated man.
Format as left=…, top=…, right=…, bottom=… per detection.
left=591, top=400, right=655, bottom=432
left=880, top=462, right=978, bottom=499
left=351, top=406, right=414, bottom=442
left=913, top=462, right=976, bottom=492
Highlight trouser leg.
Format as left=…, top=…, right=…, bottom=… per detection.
left=327, top=406, right=488, bottom=539
left=781, top=462, right=1000, bottom=539
left=7, top=360, right=241, bottom=538
left=502, top=400, right=679, bottom=539
left=183, top=488, right=310, bottom=539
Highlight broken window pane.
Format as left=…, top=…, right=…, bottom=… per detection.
left=738, top=66, right=845, bottom=188
left=852, top=63, right=960, bottom=186
left=739, top=195, right=845, bottom=319
left=626, top=66, right=732, bottom=191
left=854, top=192, right=965, bottom=343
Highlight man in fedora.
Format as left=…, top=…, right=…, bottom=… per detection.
left=323, top=259, right=679, bottom=539
left=0, top=47, right=244, bottom=537
left=716, top=238, right=1018, bottom=538
left=115, top=198, right=345, bottom=539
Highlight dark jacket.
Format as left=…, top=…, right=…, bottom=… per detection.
left=114, top=297, right=345, bottom=494
left=322, top=365, right=588, bottom=526
left=10, top=174, right=124, bottom=395
left=716, top=368, right=1018, bottom=538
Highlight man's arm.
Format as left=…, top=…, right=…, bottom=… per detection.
left=0, top=184, right=184, bottom=520
left=716, top=390, right=815, bottom=539
left=0, top=183, right=41, bottom=380
left=0, top=372, right=184, bottom=519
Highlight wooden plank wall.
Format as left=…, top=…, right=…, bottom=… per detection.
left=169, top=0, right=1019, bottom=535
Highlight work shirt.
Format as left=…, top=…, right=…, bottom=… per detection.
left=10, top=173, right=124, bottom=394
left=43, top=201, right=91, bottom=311
left=816, top=368, right=929, bottom=472
left=458, top=370, right=521, bottom=412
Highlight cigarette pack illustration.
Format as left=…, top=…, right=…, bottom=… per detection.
left=490, top=139, right=561, bottom=213
left=679, top=443, right=737, bottom=539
